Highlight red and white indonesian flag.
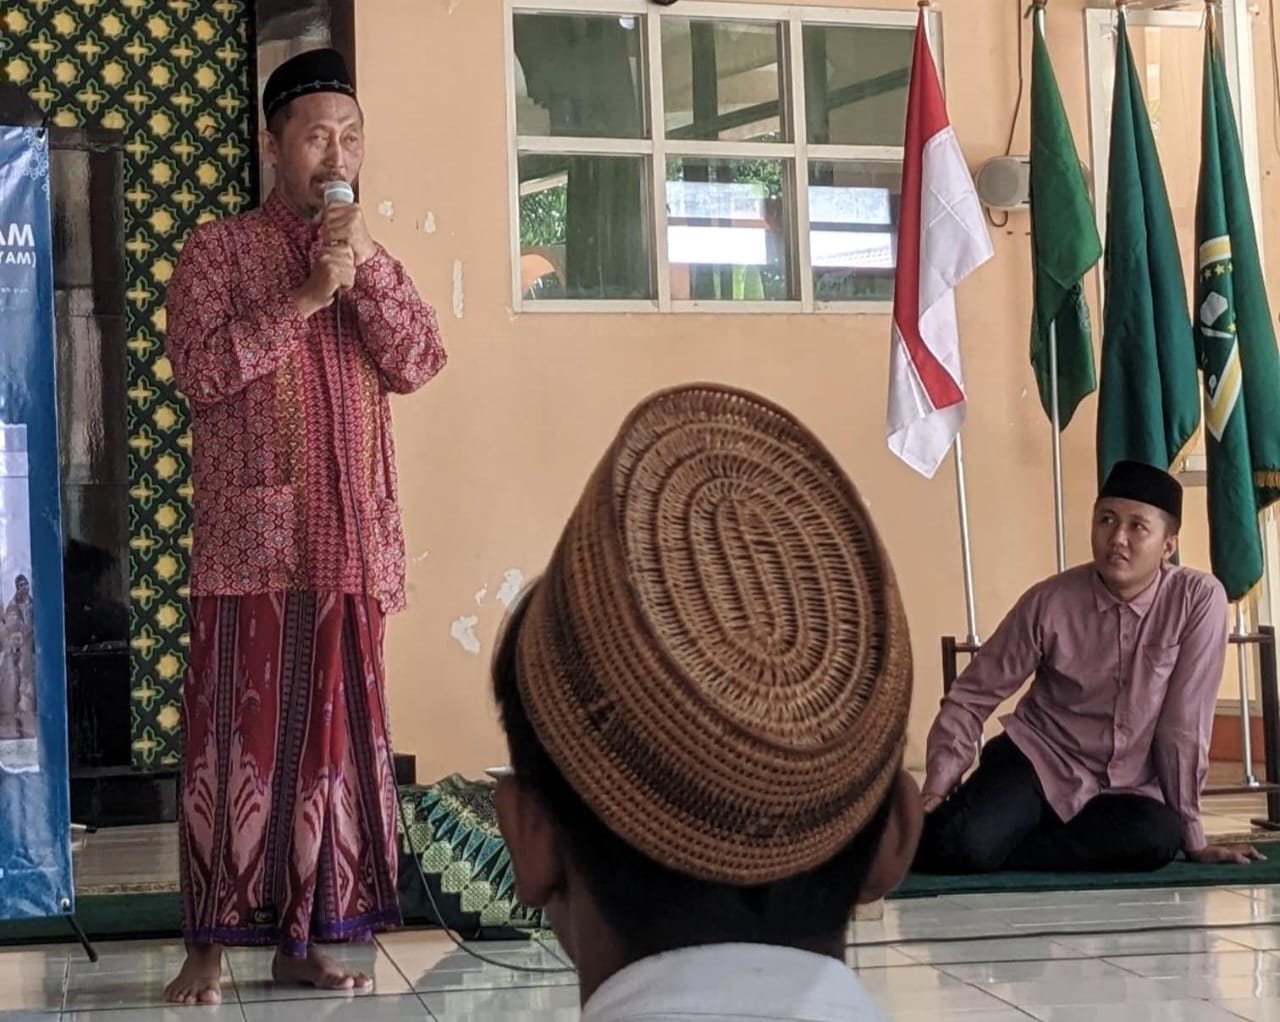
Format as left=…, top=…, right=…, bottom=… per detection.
left=887, top=15, right=993, bottom=478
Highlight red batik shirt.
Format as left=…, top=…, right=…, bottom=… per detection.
left=164, top=191, right=446, bottom=613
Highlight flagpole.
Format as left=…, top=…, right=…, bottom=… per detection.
left=1236, top=602, right=1260, bottom=786
left=1201, top=0, right=1261, bottom=787
left=1206, top=0, right=1274, bottom=636
left=1035, top=0, right=1068, bottom=574
left=916, top=0, right=981, bottom=646
left=1263, top=513, right=1276, bottom=626
left=953, top=435, right=980, bottom=646
left=1049, top=324, right=1067, bottom=572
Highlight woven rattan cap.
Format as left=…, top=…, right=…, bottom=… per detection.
left=516, top=384, right=912, bottom=885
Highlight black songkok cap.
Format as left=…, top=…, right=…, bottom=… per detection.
left=263, top=48, right=355, bottom=121
left=1099, top=460, right=1183, bottom=524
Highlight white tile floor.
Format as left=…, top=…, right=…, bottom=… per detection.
left=6, top=886, right=1280, bottom=1019
left=17, top=779, right=1276, bottom=1020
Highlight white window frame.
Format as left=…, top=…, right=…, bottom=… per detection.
left=504, top=0, right=936, bottom=315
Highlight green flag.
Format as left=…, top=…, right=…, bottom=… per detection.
left=1029, top=7, right=1101, bottom=430
left=1097, top=11, right=1200, bottom=485
left=1195, top=20, right=1280, bottom=601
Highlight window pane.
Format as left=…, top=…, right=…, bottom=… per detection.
left=808, top=161, right=900, bottom=302
left=802, top=25, right=913, bottom=146
left=667, top=157, right=793, bottom=301
left=518, top=154, right=653, bottom=301
left=663, top=19, right=786, bottom=143
left=513, top=12, right=646, bottom=138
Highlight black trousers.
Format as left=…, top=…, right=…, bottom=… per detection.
left=913, top=735, right=1184, bottom=874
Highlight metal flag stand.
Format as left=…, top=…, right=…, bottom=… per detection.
left=1049, top=323, right=1068, bottom=574
left=952, top=435, right=985, bottom=759
left=1205, top=0, right=1262, bottom=792
left=1039, top=0, right=1069, bottom=575
left=953, top=435, right=981, bottom=649
left=948, top=433, right=984, bottom=761
left=918, top=0, right=984, bottom=767
left=1235, top=603, right=1260, bottom=788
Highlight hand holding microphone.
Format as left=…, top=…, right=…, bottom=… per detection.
left=290, top=180, right=363, bottom=318
left=320, top=179, right=376, bottom=266
left=292, top=245, right=354, bottom=318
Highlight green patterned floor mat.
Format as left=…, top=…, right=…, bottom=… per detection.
left=397, top=775, right=546, bottom=940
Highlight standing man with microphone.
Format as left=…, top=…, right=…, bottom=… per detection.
left=162, top=48, right=446, bottom=1005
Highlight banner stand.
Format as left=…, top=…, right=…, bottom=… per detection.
left=0, top=123, right=92, bottom=960
left=66, top=903, right=96, bottom=962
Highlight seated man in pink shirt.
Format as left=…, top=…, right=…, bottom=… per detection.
left=915, top=460, right=1263, bottom=873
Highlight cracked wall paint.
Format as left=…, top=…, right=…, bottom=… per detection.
left=448, top=570, right=524, bottom=660
left=450, top=615, right=481, bottom=655
left=496, top=569, right=525, bottom=608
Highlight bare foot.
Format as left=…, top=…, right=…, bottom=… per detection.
left=271, top=946, right=372, bottom=991
left=164, top=943, right=223, bottom=1005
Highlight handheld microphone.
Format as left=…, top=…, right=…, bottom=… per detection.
left=321, top=179, right=354, bottom=309
left=323, top=179, right=354, bottom=206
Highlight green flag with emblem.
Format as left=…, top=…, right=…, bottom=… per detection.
left=1196, top=17, right=1280, bottom=601
left=1097, top=10, right=1201, bottom=486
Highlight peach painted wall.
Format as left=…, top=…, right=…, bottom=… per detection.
left=350, top=0, right=1280, bottom=781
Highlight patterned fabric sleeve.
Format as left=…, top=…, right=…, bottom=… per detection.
left=165, top=223, right=311, bottom=407
left=348, top=247, right=447, bottom=395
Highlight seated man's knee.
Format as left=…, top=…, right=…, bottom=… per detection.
left=1150, top=812, right=1184, bottom=868
left=948, top=827, right=1012, bottom=873
left=919, top=809, right=1011, bottom=873
left=1113, top=809, right=1182, bottom=872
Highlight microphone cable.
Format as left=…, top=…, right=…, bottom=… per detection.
left=328, top=253, right=574, bottom=978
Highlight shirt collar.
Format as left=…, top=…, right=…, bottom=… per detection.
left=1092, top=563, right=1165, bottom=618
left=264, top=189, right=318, bottom=246
left=580, top=943, right=883, bottom=1022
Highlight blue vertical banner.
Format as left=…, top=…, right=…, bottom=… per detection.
left=0, top=125, right=74, bottom=920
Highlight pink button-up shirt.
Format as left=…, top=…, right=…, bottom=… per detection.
left=924, top=563, right=1229, bottom=850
